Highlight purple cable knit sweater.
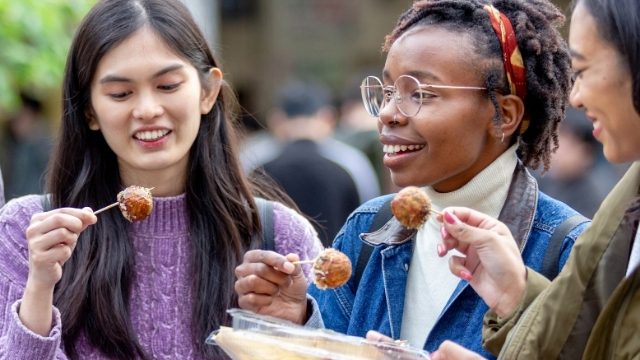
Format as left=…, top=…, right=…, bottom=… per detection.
left=0, top=194, right=322, bottom=359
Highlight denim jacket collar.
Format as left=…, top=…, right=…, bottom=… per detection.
left=361, top=161, right=537, bottom=250
left=358, top=162, right=538, bottom=338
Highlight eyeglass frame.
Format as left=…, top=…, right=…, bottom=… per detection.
left=360, top=74, right=487, bottom=118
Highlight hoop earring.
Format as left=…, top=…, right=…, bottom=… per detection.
left=500, top=131, right=505, bottom=144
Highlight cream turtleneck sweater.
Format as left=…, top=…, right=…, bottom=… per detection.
left=400, top=145, right=518, bottom=348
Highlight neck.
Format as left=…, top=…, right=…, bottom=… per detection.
left=119, top=161, right=188, bottom=197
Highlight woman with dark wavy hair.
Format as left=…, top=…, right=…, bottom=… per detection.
left=0, top=0, right=321, bottom=359
left=235, top=0, right=588, bottom=358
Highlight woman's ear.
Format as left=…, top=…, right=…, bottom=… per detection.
left=497, top=94, right=525, bottom=138
left=200, top=67, right=223, bottom=114
left=85, top=107, right=100, bottom=130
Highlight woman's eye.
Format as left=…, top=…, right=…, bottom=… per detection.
left=572, top=69, right=584, bottom=81
left=158, top=83, right=181, bottom=91
left=413, top=90, right=437, bottom=102
left=109, top=91, right=131, bottom=100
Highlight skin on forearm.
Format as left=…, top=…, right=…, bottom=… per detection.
left=19, top=280, right=55, bottom=336
left=493, top=267, right=527, bottom=318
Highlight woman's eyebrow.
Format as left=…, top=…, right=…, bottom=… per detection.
left=99, top=63, right=185, bottom=84
left=382, top=70, right=440, bottom=83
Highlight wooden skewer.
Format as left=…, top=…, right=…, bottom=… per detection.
left=431, top=209, right=443, bottom=217
left=92, top=187, right=155, bottom=216
left=93, top=202, right=119, bottom=215
left=291, top=259, right=316, bottom=265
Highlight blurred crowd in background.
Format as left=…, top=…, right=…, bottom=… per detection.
left=0, top=0, right=629, bottom=233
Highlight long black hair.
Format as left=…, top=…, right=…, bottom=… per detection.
left=576, top=0, right=640, bottom=114
left=383, top=0, right=573, bottom=171
left=48, top=0, right=291, bottom=358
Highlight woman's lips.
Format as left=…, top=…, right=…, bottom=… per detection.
left=592, top=123, right=602, bottom=140
left=134, top=130, right=171, bottom=149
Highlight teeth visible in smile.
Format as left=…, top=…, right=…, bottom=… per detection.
left=383, top=144, right=425, bottom=154
left=135, top=129, right=170, bottom=141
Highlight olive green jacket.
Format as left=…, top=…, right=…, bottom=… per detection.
left=483, top=162, right=640, bottom=359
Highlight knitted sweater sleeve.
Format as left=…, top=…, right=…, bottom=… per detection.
left=0, top=196, right=69, bottom=359
left=271, top=201, right=323, bottom=281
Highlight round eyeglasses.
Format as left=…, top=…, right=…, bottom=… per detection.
left=360, top=75, right=487, bottom=118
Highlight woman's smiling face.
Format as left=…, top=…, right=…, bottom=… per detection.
left=379, top=26, right=502, bottom=192
left=569, top=2, right=640, bottom=164
left=89, top=26, right=220, bottom=191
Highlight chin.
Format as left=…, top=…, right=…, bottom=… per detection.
left=390, top=175, right=427, bottom=189
left=603, top=147, right=634, bottom=164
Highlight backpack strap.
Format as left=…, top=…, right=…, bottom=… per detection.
left=353, top=199, right=393, bottom=290
left=255, top=197, right=275, bottom=251
left=540, top=214, right=589, bottom=279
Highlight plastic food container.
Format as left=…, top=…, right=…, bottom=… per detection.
left=207, top=309, right=431, bottom=360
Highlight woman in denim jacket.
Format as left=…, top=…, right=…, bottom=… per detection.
left=235, top=0, right=589, bottom=358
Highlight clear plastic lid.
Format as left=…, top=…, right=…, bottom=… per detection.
left=207, top=309, right=431, bottom=360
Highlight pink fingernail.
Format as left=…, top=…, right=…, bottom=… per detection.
left=444, top=211, right=457, bottom=225
left=440, top=225, right=449, bottom=239
left=460, top=270, right=473, bottom=281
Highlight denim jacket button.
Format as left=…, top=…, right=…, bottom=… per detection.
left=404, top=263, right=409, bottom=271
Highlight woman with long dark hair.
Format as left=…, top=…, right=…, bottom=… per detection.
left=0, top=1, right=321, bottom=359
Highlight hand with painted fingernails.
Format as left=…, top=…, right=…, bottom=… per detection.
left=21, top=207, right=97, bottom=335
left=234, top=250, right=309, bottom=324
left=437, top=207, right=526, bottom=317
left=431, top=340, right=486, bottom=360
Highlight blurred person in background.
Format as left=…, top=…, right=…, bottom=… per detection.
left=536, top=107, right=623, bottom=217
left=255, top=80, right=365, bottom=246
left=335, top=74, right=395, bottom=194
left=242, top=79, right=380, bottom=213
left=0, top=92, right=53, bottom=200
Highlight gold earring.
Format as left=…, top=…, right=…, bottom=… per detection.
left=501, top=131, right=505, bottom=144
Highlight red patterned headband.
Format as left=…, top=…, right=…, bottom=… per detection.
left=483, top=4, right=527, bottom=101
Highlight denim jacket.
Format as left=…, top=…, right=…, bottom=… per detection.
left=308, top=163, right=590, bottom=359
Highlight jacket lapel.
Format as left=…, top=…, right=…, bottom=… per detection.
left=359, top=162, right=538, bottom=339
left=440, top=163, right=537, bottom=315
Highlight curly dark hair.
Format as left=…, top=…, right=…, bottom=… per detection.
left=383, top=0, right=572, bottom=170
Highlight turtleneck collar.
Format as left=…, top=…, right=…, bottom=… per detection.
left=130, top=193, right=189, bottom=236
left=425, top=144, right=518, bottom=219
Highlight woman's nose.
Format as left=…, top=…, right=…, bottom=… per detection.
left=132, top=93, right=164, bottom=120
left=569, top=80, right=583, bottom=109
left=379, top=98, right=406, bottom=127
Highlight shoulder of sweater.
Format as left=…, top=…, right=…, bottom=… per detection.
left=270, top=201, right=322, bottom=256
left=0, top=195, right=42, bottom=269
left=271, top=201, right=312, bottom=231
left=0, top=194, right=43, bottom=226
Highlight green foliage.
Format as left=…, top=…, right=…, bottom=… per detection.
left=0, top=0, right=95, bottom=112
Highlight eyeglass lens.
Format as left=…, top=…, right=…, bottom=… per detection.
left=360, top=75, right=422, bottom=118
left=361, top=76, right=383, bottom=117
